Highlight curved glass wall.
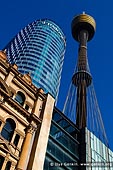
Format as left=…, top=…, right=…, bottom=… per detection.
left=5, top=19, right=66, bottom=99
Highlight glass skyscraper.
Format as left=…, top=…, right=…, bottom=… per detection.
left=5, top=19, right=66, bottom=99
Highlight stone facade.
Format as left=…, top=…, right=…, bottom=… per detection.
left=0, top=50, right=55, bottom=170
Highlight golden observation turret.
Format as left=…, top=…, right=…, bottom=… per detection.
left=71, top=13, right=96, bottom=42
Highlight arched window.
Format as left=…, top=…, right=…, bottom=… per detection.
left=15, top=91, right=25, bottom=106
left=5, top=161, right=11, bottom=170
left=1, top=118, right=16, bottom=142
left=0, top=155, right=4, bottom=169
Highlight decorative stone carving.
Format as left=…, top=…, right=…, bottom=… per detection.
left=22, top=73, right=32, bottom=85
left=12, top=64, right=18, bottom=70
left=26, top=123, right=37, bottom=134
left=0, top=50, right=7, bottom=61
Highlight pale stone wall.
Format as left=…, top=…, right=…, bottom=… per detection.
left=31, top=94, right=55, bottom=170
left=0, top=53, right=55, bottom=170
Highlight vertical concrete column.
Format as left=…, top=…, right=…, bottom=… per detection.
left=16, top=123, right=36, bottom=170
left=32, top=94, right=55, bottom=170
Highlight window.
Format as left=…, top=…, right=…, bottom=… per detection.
left=15, top=91, right=25, bottom=106
left=13, top=134, right=20, bottom=147
left=5, top=161, right=11, bottom=170
left=0, top=155, right=4, bottom=169
left=1, top=118, right=16, bottom=142
left=25, top=104, right=29, bottom=111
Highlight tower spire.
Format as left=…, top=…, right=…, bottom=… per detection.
left=71, top=13, right=96, bottom=129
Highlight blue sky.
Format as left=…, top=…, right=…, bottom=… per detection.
left=0, top=0, right=113, bottom=150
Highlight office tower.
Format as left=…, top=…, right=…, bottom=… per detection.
left=5, top=19, right=66, bottom=99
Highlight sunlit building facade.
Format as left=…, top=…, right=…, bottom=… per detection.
left=5, top=19, right=66, bottom=99
left=0, top=51, right=55, bottom=170
left=0, top=51, right=80, bottom=170
left=0, top=49, right=113, bottom=170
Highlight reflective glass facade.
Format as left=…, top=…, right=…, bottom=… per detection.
left=5, top=19, right=66, bottom=99
left=86, top=128, right=113, bottom=169
left=44, top=107, right=80, bottom=170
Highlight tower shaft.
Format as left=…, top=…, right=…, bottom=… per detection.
left=78, top=30, right=88, bottom=71
left=76, top=80, right=87, bottom=129
left=71, top=13, right=95, bottom=129
left=75, top=30, right=89, bottom=129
